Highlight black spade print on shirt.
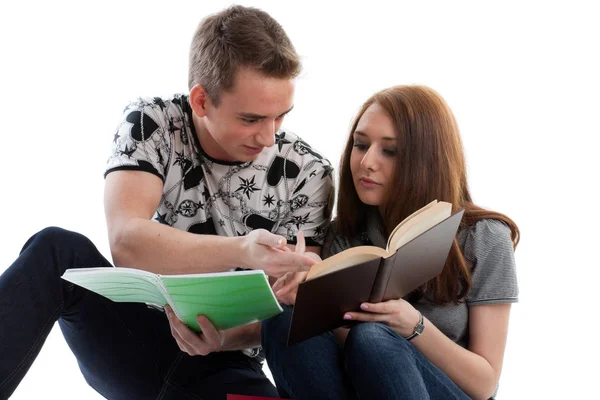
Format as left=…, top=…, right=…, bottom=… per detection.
left=243, top=213, right=277, bottom=231
left=183, top=165, right=205, bottom=190
left=137, top=160, right=161, bottom=177
left=187, top=219, right=217, bottom=235
left=267, top=156, right=300, bottom=186
left=126, top=111, right=160, bottom=141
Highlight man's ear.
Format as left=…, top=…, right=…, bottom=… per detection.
left=189, top=84, right=210, bottom=117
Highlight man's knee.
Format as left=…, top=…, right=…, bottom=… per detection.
left=19, top=226, right=102, bottom=276
left=22, top=227, right=93, bottom=255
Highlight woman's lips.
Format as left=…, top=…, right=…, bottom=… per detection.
left=359, top=177, right=380, bottom=188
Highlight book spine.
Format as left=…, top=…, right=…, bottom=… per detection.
left=154, top=275, right=183, bottom=321
left=368, top=254, right=397, bottom=303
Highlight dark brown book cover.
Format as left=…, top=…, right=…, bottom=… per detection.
left=287, top=210, right=464, bottom=346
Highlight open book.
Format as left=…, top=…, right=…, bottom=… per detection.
left=288, top=200, right=464, bottom=345
left=62, top=268, right=283, bottom=332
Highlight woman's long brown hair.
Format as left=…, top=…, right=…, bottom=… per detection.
left=336, top=86, right=519, bottom=304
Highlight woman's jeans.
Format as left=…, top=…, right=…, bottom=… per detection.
left=0, top=227, right=278, bottom=400
left=262, top=305, right=471, bottom=400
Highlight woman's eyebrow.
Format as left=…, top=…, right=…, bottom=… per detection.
left=354, top=130, right=396, bottom=141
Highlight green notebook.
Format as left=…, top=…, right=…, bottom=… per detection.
left=61, top=267, right=283, bottom=332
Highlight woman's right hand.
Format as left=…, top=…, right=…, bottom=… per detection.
left=272, top=232, right=322, bottom=305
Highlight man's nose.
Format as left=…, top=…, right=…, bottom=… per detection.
left=256, top=120, right=276, bottom=147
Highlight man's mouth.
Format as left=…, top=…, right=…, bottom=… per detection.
left=243, top=145, right=263, bottom=155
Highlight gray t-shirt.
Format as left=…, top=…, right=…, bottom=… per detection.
left=413, top=218, right=518, bottom=349
left=323, top=209, right=518, bottom=349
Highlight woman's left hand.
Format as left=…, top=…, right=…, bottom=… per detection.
left=343, top=298, right=421, bottom=338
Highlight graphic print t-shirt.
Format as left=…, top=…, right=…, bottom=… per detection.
left=105, top=94, right=333, bottom=246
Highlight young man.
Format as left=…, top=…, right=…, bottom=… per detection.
left=0, top=6, right=333, bottom=399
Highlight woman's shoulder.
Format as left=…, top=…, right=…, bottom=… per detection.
left=459, top=218, right=515, bottom=258
left=461, top=218, right=519, bottom=304
left=461, top=217, right=512, bottom=236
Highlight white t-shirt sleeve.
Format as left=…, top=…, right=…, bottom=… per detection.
left=105, top=98, right=168, bottom=182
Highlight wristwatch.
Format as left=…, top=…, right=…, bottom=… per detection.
left=404, top=311, right=425, bottom=341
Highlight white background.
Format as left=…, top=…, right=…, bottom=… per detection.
left=1, top=0, right=598, bottom=398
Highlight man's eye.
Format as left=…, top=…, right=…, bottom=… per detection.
left=241, top=118, right=258, bottom=124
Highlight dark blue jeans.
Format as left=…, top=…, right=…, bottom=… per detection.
left=262, top=305, right=472, bottom=400
left=0, top=227, right=278, bottom=400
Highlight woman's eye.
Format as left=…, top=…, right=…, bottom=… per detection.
left=353, top=141, right=368, bottom=150
left=383, top=148, right=397, bottom=156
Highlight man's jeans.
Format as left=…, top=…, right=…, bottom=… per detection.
left=0, top=227, right=278, bottom=400
left=262, top=305, right=472, bottom=400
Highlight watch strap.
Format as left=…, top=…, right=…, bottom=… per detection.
left=404, top=311, right=424, bottom=341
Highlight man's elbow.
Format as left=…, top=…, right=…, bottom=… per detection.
left=110, top=249, right=129, bottom=268
left=108, top=223, right=136, bottom=267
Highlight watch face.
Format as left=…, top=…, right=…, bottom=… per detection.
left=415, top=324, right=425, bottom=335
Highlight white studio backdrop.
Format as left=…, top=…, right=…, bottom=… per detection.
left=1, top=1, right=598, bottom=398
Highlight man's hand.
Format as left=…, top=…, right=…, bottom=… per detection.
left=240, top=229, right=316, bottom=278
left=272, top=232, right=322, bottom=305
left=165, top=305, right=226, bottom=356
left=165, top=306, right=262, bottom=356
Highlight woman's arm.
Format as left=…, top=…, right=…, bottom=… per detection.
left=411, top=304, right=511, bottom=400
left=345, top=300, right=511, bottom=400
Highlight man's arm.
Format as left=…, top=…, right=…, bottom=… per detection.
left=165, top=232, right=320, bottom=355
left=165, top=306, right=262, bottom=355
left=104, top=170, right=316, bottom=276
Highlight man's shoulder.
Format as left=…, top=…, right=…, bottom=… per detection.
left=262, top=128, right=331, bottom=168
left=122, top=94, right=189, bottom=118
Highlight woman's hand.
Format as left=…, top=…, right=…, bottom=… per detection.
left=272, top=232, right=321, bottom=305
left=342, top=297, right=421, bottom=338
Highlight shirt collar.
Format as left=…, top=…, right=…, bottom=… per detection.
left=363, top=207, right=387, bottom=249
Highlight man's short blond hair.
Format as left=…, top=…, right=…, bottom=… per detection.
left=188, top=5, right=301, bottom=105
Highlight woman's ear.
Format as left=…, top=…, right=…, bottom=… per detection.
left=189, top=84, right=210, bottom=117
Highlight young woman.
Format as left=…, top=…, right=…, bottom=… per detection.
left=262, top=85, right=520, bottom=400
